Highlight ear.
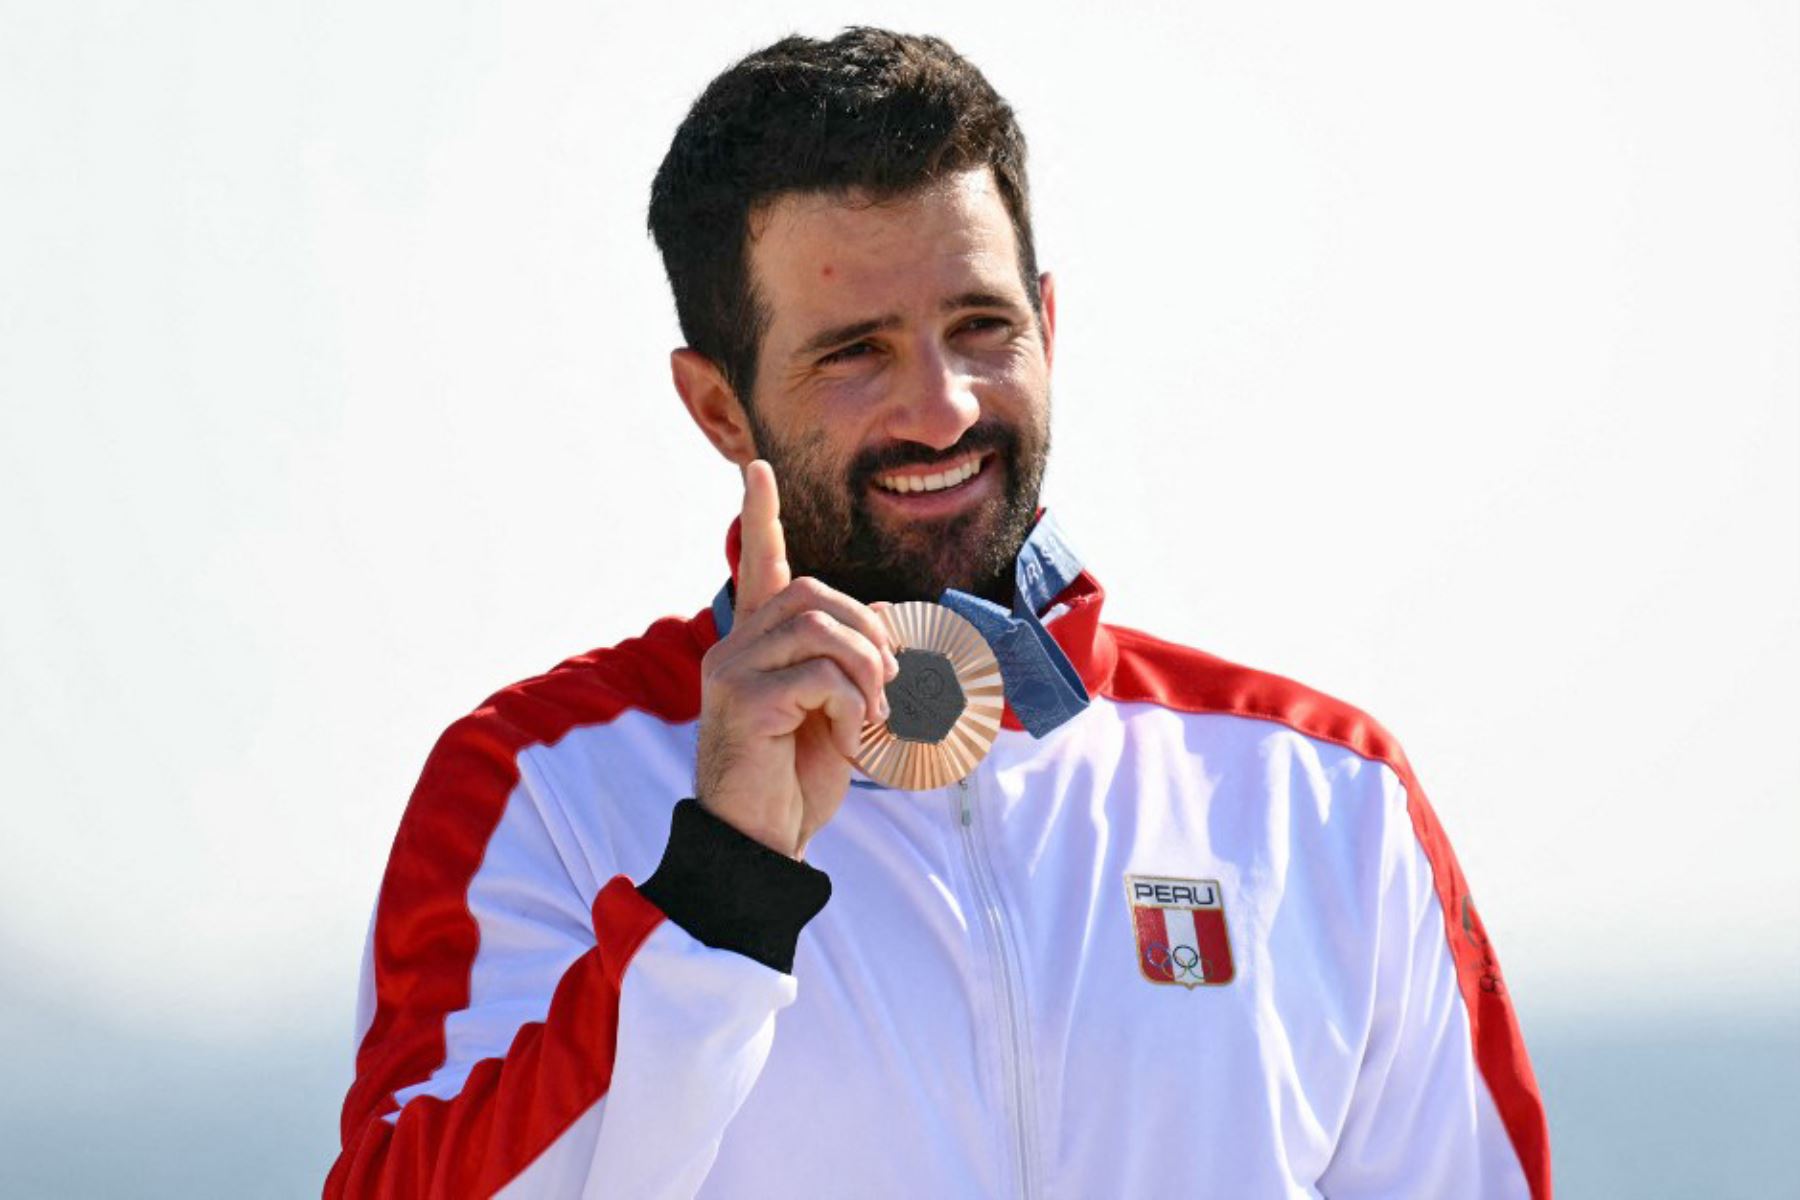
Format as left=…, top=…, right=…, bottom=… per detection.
left=671, top=348, right=757, bottom=465
left=1037, top=270, right=1057, bottom=374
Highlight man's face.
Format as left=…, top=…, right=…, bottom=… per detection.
left=741, top=167, right=1054, bottom=605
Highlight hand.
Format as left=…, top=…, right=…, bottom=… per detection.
left=695, top=460, right=899, bottom=859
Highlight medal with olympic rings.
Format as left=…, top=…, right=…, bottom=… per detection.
left=854, top=601, right=1004, bottom=791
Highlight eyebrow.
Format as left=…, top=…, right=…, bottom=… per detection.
left=795, top=315, right=900, bottom=359
left=793, top=291, right=1022, bottom=359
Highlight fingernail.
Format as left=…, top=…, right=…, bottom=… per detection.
left=878, top=694, right=891, bottom=721
left=885, top=650, right=899, bottom=679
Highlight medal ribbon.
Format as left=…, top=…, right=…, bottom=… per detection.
left=712, top=512, right=1092, bottom=740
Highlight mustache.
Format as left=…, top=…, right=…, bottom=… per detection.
left=848, top=422, right=1018, bottom=485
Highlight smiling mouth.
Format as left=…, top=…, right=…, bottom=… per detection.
left=871, top=453, right=990, bottom=496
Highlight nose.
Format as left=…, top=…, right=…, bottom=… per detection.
left=882, top=340, right=980, bottom=451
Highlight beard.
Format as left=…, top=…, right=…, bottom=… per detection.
left=745, top=407, right=1050, bottom=607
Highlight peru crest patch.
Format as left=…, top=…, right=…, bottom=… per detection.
left=1126, top=874, right=1235, bottom=989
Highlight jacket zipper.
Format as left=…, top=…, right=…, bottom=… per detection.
left=955, top=774, right=1040, bottom=1200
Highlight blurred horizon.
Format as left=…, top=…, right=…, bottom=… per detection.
left=4, top=977, right=1795, bottom=1195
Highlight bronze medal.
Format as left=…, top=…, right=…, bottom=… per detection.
left=855, top=601, right=1004, bottom=791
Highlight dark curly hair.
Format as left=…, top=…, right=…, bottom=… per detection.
left=647, top=27, right=1040, bottom=405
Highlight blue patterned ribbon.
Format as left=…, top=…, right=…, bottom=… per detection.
left=710, top=512, right=1092, bottom=740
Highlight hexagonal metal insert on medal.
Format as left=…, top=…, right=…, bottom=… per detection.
left=884, top=648, right=966, bottom=743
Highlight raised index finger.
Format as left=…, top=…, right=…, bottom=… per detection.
left=735, top=459, right=790, bottom=619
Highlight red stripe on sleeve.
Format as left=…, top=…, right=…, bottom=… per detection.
left=326, top=613, right=714, bottom=1198
left=327, top=880, right=665, bottom=1198
left=1403, top=789, right=1552, bottom=1198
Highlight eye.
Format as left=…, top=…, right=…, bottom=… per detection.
left=820, top=340, right=876, bottom=366
left=957, top=315, right=1011, bottom=336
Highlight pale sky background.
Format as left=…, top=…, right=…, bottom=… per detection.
left=2, top=1, right=1796, bottom=1195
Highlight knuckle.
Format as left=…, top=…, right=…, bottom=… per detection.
left=859, top=606, right=892, bottom=641
left=708, top=657, right=753, bottom=693
left=813, top=661, right=855, bottom=697
left=701, top=676, right=738, bottom=711
left=828, top=682, right=866, bottom=717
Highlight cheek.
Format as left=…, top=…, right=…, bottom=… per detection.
left=973, top=354, right=1048, bottom=423
left=813, top=365, right=892, bottom=410
left=763, top=404, right=870, bottom=486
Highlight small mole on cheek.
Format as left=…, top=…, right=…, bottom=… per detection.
left=820, top=264, right=834, bottom=279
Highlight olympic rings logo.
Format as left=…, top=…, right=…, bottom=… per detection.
left=1142, top=940, right=1211, bottom=985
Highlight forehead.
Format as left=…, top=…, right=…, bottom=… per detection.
left=746, top=168, right=1023, bottom=334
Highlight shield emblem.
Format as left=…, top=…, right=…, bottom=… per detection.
left=1126, top=874, right=1235, bottom=989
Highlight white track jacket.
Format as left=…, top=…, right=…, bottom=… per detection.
left=328, top=536, right=1551, bottom=1198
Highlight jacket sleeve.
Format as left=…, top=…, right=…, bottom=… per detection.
left=326, top=698, right=829, bottom=1200
left=1318, top=777, right=1552, bottom=1199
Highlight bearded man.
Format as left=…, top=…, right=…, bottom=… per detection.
left=328, top=27, right=1550, bottom=1199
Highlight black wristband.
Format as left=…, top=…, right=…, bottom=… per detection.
left=637, top=799, right=832, bottom=974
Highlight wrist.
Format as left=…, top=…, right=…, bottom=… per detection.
left=637, top=798, right=832, bottom=974
left=696, top=793, right=801, bottom=860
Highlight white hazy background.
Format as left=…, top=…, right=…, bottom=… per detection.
left=2, top=2, right=1795, bottom=1195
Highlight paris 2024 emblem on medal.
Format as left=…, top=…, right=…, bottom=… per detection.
left=854, top=601, right=1004, bottom=791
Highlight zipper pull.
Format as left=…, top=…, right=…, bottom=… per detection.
left=957, top=777, right=972, bottom=826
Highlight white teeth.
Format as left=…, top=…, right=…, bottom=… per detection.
left=876, top=456, right=984, bottom=495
